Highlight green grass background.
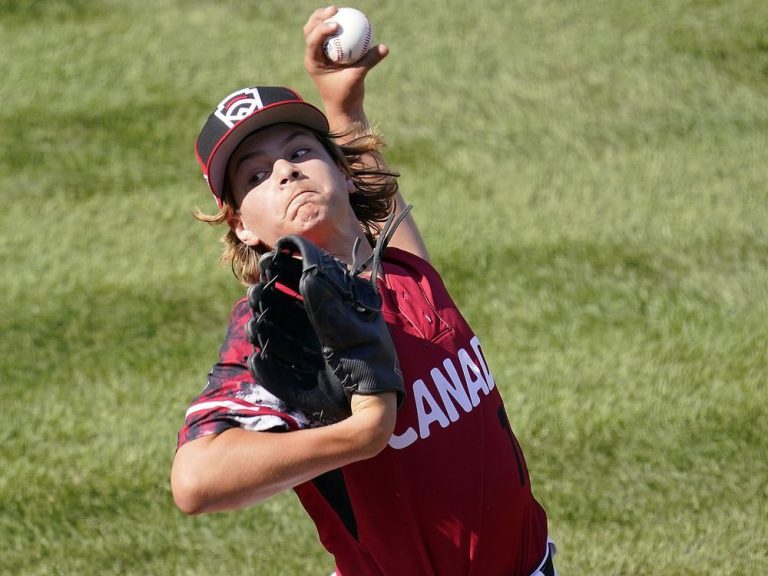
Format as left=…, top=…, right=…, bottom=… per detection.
left=1, top=0, right=766, bottom=574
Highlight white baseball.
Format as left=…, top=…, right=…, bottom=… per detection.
left=322, top=7, right=373, bottom=65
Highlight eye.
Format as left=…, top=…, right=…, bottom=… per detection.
left=291, top=147, right=310, bottom=161
left=247, top=170, right=269, bottom=187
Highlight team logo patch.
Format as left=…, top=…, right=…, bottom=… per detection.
left=214, top=88, right=264, bottom=129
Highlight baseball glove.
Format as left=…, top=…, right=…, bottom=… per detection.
left=246, top=207, right=411, bottom=422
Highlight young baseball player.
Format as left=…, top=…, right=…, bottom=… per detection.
left=171, top=7, right=557, bottom=576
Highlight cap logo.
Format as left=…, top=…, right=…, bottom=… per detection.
left=214, top=88, right=264, bottom=129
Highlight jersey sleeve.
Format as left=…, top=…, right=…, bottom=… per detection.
left=176, top=298, right=313, bottom=450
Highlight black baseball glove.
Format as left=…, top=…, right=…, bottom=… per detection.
left=246, top=208, right=411, bottom=423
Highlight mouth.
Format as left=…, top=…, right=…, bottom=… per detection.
left=286, top=189, right=315, bottom=216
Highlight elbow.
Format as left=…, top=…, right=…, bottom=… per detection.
left=171, top=447, right=215, bottom=515
left=171, top=464, right=208, bottom=515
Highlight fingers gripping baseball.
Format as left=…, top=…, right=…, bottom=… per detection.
left=320, top=8, right=372, bottom=65
left=303, top=6, right=338, bottom=63
left=305, top=6, right=383, bottom=71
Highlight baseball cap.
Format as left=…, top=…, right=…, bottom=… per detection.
left=195, top=86, right=330, bottom=204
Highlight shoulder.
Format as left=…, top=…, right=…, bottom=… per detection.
left=215, top=297, right=252, bottom=365
left=229, top=296, right=251, bottom=323
left=380, top=247, right=465, bottom=340
left=226, top=296, right=252, bottom=338
left=382, top=247, right=450, bottom=300
left=383, top=247, right=442, bottom=280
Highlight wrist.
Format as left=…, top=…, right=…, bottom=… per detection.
left=323, top=102, right=368, bottom=134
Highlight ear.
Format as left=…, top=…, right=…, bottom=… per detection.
left=345, top=175, right=356, bottom=195
left=227, top=210, right=261, bottom=247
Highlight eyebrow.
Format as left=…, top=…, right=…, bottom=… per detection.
left=231, top=130, right=311, bottom=174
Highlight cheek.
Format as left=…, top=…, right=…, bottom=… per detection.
left=238, top=193, right=266, bottom=230
left=322, top=164, right=353, bottom=197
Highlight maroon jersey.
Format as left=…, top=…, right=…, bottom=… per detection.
left=177, top=248, right=549, bottom=576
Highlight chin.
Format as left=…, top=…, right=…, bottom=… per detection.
left=290, top=206, right=332, bottom=237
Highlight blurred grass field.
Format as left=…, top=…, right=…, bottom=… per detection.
left=1, top=0, right=766, bottom=574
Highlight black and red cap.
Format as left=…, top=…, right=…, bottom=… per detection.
left=195, top=86, right=329, bottom=205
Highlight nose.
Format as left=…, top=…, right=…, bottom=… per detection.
left=274, top=158, right=302, bottom=186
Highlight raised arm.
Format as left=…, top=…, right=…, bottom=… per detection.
left=303, top=6, right=430, bottom=261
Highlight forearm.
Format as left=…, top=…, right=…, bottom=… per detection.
left=324, top=99, right=369, bottom=140
left=325, top=99, right=430, bottom=260
left=390, top=191, right=430, bottom=261
left=171, top=395, right=395, bottom=514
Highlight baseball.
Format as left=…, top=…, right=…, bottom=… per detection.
left=322, top=7, right=373, bottom=65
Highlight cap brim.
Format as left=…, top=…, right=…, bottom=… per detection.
left=206, top=101, right=329, bottom=201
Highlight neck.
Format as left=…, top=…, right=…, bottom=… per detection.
left=326, top=229, right=374, bottom=270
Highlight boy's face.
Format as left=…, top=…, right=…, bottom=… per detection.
left=226, top=123, right=356, bottom=249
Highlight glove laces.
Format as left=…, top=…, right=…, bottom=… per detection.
left=350, top=204, right=414, bottom=296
